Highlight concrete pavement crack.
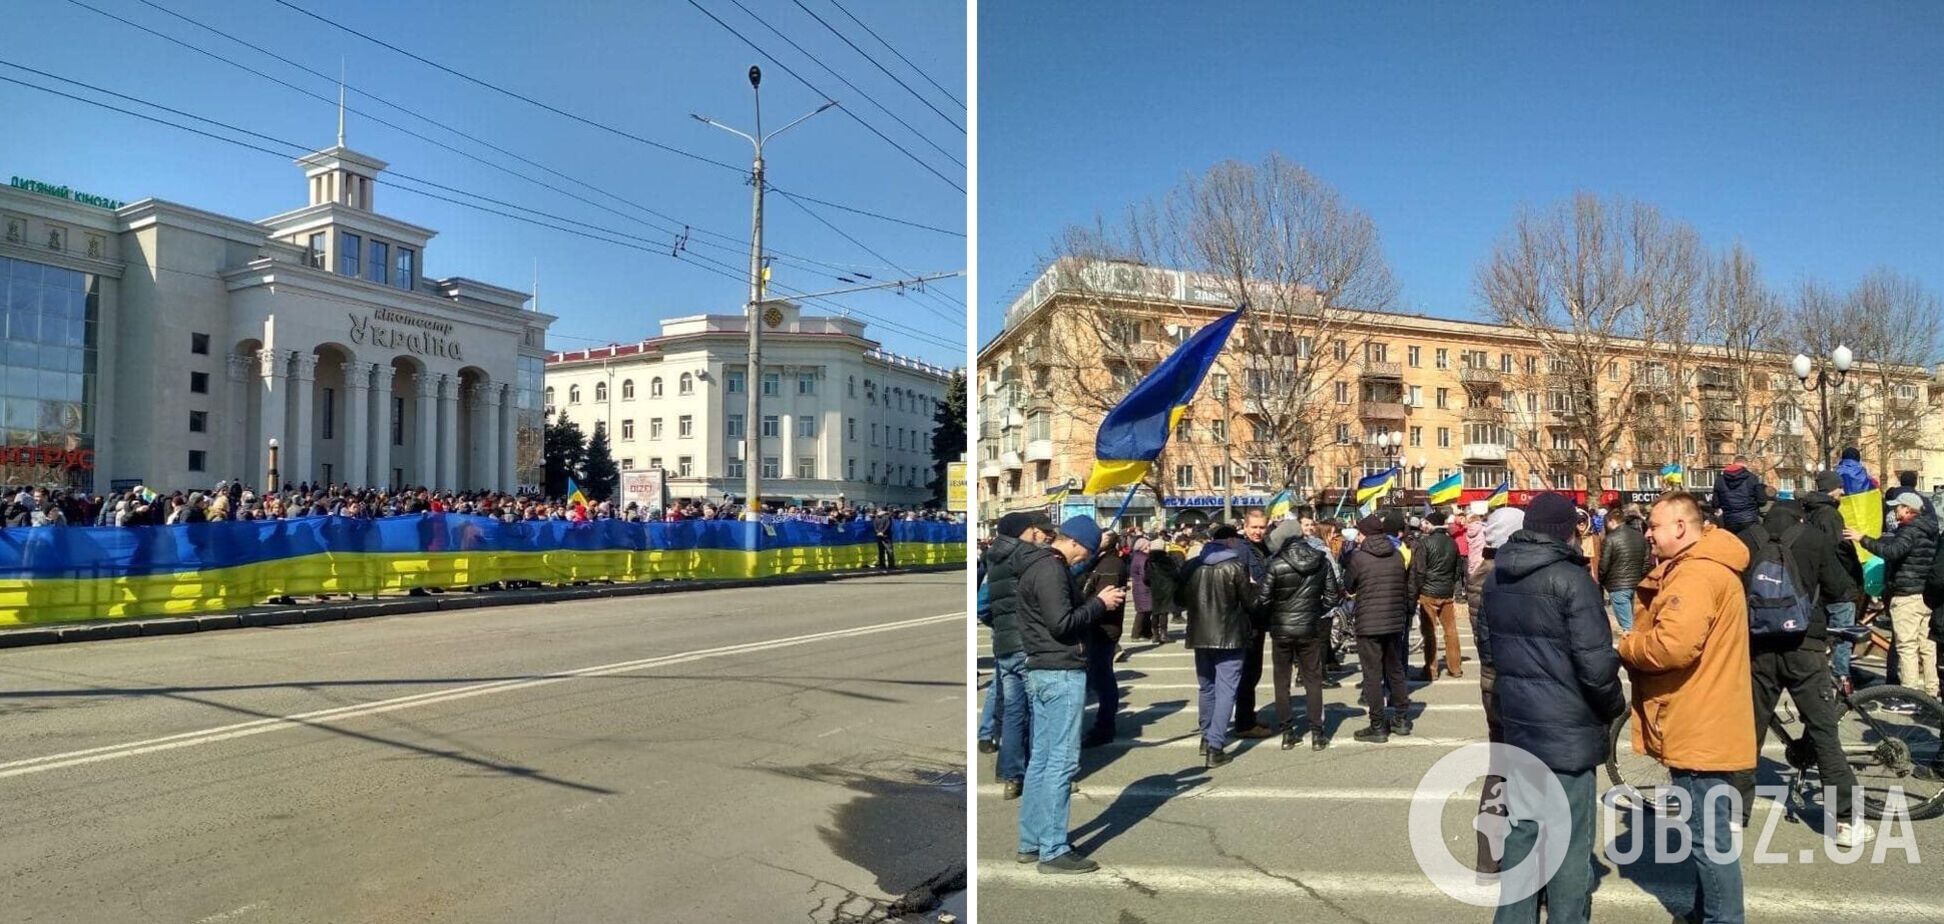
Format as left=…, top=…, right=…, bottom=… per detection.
left=1149, top=815, right=1377, bottom=924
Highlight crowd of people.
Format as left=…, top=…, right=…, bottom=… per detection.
left=978, top=448, right=1944, bottom=922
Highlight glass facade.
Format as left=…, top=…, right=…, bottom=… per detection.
left=0, top=256, right=98, bottom=491
left=514, top=353, right=545, bottom=488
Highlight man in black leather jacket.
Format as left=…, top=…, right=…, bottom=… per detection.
left=1409, top=512, right=1464, bottom=680
left=1255, top=519, right=1341, bottom=750
left=1177, top=534, right=1256, bottom=767
left=1598, top=514, right=1649, bottom=634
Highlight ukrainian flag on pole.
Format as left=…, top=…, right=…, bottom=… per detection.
left=1356, top=467, right=1400, bottom=507
left=566, top=477, right=588, bottom=506
left=1266, top=488, right=1293, bottom=521
left=1660, top=462, right=1684, bottom=486
left=1082, top=306, right=1245, bottom=495
left=1486, top=481, right=1511, bottom=509
left=1427, top=470, right=1463, bottom=506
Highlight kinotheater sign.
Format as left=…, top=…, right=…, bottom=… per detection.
left=348, top=308, right=464, bottom=361
left=0, top=446, right=95, bottom=470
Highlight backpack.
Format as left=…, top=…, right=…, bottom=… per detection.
left=1746, top=524, right=1813, bottom=641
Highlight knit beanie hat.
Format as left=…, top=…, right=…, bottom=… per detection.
left=1523, top=492, right=1579, bottom=544
left=1815, top=471, right=1842, bottom=493
left=1357, top=513, right=1385, bottom=535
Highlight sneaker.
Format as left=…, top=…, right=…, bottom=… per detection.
left=1206, top=747, right=1233, bottom=768
left=1322, top=677, right=1343, bottom=689
left=1002, top=779, right=1023, bottom=801
left=1353, top=721, right=1390, bottom=744
left=1281, top=729, right=1299, bottom=751
left=1038, top=852, right=1100, bottom=875
left=1390, top=715, right=1414, bottom=737
left=1311, top=731, right=1330, bottom=751
left=977, top=739, right=999, bottom=754
left=1834, top=821, right=1876, bottom=849
left=1015, top=850, right=1038, bottom=864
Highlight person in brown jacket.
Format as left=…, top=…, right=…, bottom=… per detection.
left=1618, top=491, right=1752, bottom=924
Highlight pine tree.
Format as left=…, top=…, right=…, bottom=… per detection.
left=583, top=420, right=620, bottom=501
left=927, top=370, right=967, bottom=508
left=543, top=410, right=588, bottom=499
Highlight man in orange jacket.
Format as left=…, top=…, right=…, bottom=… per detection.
left=1619, top=491, right=1753, bottom=924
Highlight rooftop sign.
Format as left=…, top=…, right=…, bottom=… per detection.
left=9, top=176, right=123, bottom=210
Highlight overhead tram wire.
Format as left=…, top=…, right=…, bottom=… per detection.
left=824, top=0, right=965, bottom=111
left=0, top=71, right=961, bottom=354
left=267, top=0, right=962, bottom=195
left=718, top=0, right=963, bottom=168
left=774, top=189, right=964, bottom=324
left=63, top=0, right=904, bottom=282
left=787, top=0, right=963, bottom=133
left=680, top=0, right=964, bottom=194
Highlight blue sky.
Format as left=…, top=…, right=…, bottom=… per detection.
left=978, top=1, right=1944, bottom=346
left=1, top=0, right=964, bottom=365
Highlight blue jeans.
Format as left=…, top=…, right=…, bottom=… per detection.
left=1194, top=648, right=1244, bottom=752
left=1609, top=588, right=1636, bottom=633
left=1671, top=771, right=1744, bottom=924
left=1493, top=767, right=1597, bottom=924
left=989, top=652, right=1030, bottom=781
left=1827, top=601, right=1856, bottom=684
left=1019, top=669, right=1085, bottom=860
left=978, top=671, right=999, bottom=741
left=1083, top=634, right=1119, bottom=738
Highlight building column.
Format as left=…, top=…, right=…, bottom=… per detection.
left=369, top=368, right=392, bottom=488
left=437, top=374, right=459, bottom=490
left=289, top=353, right=317, bottom=489
left=498, top=384, right=517, bottom=493
left=226, top=353, right=252, bottom=483
left=342, top=361, right=370, bottom=488
left=413, top=373, right=438, bottom=488
left=473, top=382, right=500, bottom=492
left=256, top=348, right=288, bottom=490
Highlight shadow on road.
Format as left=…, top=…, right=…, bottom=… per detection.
left=1069, top=766, right=1210, bottom=856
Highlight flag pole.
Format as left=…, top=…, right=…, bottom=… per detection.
left=1107, top=483, right=1141, bottom=528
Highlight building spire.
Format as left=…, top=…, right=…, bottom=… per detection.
left=532, top=259, right=539, bottom=312
left=336, top=57, right=346, bottom=147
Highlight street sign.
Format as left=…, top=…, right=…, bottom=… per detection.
left=946, top=461, right=967, bottom=512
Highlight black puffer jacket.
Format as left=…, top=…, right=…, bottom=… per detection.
left=1254, top=537, right=1341, bottom=641
left=1082, top=548, right=1128, bottom=642
left=1863, top=513, right=1939, bottom=601
left=1144, top=549, right=1180, bottom=613
left=1598, top=524, right=1647, bottom=592
left=1712, top=466, right=1765, bottom=531
left=1801, top=491, right=1864, bottom=593
left=1481, top=532, right=1627, bottom=772
left=979, top=535, right=1036, bottom=657
left=1177, top=545, right=1254, bottom=650
left=1409, top=529, right=1462, bottom=599
left=1345, top=535, right=1411, bottom=637
left=1016, top=545, right=1107, bottom=671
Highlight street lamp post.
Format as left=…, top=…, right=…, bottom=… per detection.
left=1792, top=345, right=1854, bottom=470
left=693, top=67, right=837, bottom=520
left=267, top=438, right=281, bottom=494
left=1373, top=430, right=1404, bottom=506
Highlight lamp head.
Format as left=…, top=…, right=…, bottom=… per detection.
left=1832, top=344, right=1853, bottom=372
left=268, top=438, right=279, bottom=449
left=1792, top=353, right=1813, bottom=381
left=748, top=66, right=761, bottom=88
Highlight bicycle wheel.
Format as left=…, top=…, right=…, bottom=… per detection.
left=1605, top=712, right=1672, bottom=810
left=1839, top=685, right=1944, bottom=822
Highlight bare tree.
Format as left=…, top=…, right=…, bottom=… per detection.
left=1702, top=244, right=1791, bottom=476
left=1844, top=268, right=1943, bottom=477
left=1476, top=192, right=1705, bottom=493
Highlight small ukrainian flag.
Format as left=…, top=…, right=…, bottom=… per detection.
left=1486, top=481, right=1510, bottom=509
left=1356, top=467, right=1399, bottom=506
left=1427, top=471, right=1463, bottom=506
left=1266, top=488, right=1294, bottom=521
left=566, top=477, right=589, bottom=506
left=1661, top=462, right=1684, bottom=485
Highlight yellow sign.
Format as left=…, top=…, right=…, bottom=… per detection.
left=946, top=461, right=967, bottom=512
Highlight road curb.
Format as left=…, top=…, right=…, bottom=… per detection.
left=0, top=564, right=962, bottom=648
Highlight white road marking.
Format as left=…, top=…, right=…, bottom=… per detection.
left=0, top=612, right=962, bottom=781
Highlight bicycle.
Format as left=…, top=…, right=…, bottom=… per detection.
left=1605, top=623, right=1944, bottom=821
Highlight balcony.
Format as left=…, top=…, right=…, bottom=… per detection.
left=1546, top=406, right=1577, bottom=426
left=1358, top=399, right=1408, bottom=422
left=979, top=459, right=1003, bottom=479
left=1359, top=360, right=1403, bottom=380
left=1705, top=452, right=1736, bottom=469
left=1001, top=451, right=1024, bottom=471
left=1459, top=366, right=1501, bottom=386
left=1024, top=439, right=1054, bottom=463
left=1001, top=408, right=1026, bottom=430
left=1701, top=402, right=1736, bottom=422
left=1461, top=404, right=1501, bottom=423
left=1462, top=442, right=1508, bottom=462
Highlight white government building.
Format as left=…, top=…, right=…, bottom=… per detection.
left=1, top=132, right=554, bottom=496
left=544, top=302, right=953, bottom=506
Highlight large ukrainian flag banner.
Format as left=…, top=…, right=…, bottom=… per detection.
left=1838, top=488, right=1887, bottom=597
left=1427, top=471, right=1463, bottom=506
left=1082, top=306, right=1245, bottom=496
left=0, top=515, right=964, bottom=625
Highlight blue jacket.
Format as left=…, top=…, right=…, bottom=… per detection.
left=1837, top=457, right=1874, bottom=496
left=1481, top=531, right=1628, bottom=772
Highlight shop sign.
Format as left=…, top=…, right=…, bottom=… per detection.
left=348, top=307, right=464, bottom=361
left=0, top=446, right=94, bottom=470
left=9, top=176, right=123, bottom=210
left=1163, top=494, right=1270, bottom=508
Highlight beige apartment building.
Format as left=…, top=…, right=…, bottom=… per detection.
left=977, top=261, right=1944, bottom=529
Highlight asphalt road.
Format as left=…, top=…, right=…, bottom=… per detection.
left=0, top=572, right=966, bottom=924
left=977, top=613, right=1944, bottom=923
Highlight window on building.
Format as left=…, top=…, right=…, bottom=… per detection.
left=368, top=239, right=388, bottom=285
left=392, top=396, right=405, bottom=445
left=621, top=379, right=634, bottom=399
left=1211, top=464, right=1228, bottom=487
left=306, top=232, right=325, bottom=269
left=799, top=375, right=816, bottom=395
left=870, top=422, right=879, bottom=445
left=650, top=456, right=664, bottom=470
left=1436, top=387, right=1449, bottom=409
left=595, top=381, right=608, bottom=402
left=1408, top=385, right=1422, bottom=407
left=1407, top=345, right=1421, bottom=367
left=1409, top=425, right=1422, bottom=447
left=621, top=458, right=634, bottom=470
left=1435, top=348, right=1449, bottom=370
left=1332, top=339, right=1347, bottom=360
left=1338, top=468, right=1352, bottom=488
left=190, top=371, right=208, bottom=394
left=1437, top=427, right=1451, bottom=448
left=1336, top=423, right=1351, bottom=444
left=650, top=377, right=663, bottom=398
left=847, top=375, right=856, bottom=397
left=727, top=459, right=744, bottom=479
left=762, top=415, right=779, bottom=438
left=847, top=459, right=856, bottom=480
left=847, top=417, right=856, bottom=441
left=189, top=410, right=207, bottom=433
left=762, top=457, right=780, bottom=479
left=678, top=415, right=693, bottom=438
left=321, top=387, right=335, bottom=439
left=1210, top=419, right=1227, bottom=442
left=569, top=385, right=581, bottom=403
left=726, top=371, right=744, bottom=394
left=1335, top=381, right=1349, bottom=404
left=1174, top=417, right=1192, bottom=442
left=797, top=457, right=814, bottom=478
left=726, top=414, right=743, bottom=438
left=544, top=386, right=554, bottom=407
left=1211, top=372, right=1229, bottom=400
left=190, top=332, right=210, bottom=355
left=679, top=373, right=693, bottom=395
left=394, top=248, right=414, bottom=290
left=188, top=450, right=206, bottom=472
left=339, top=231, right=361, bottom=276
left=798, top=416, right=816, bottom=438
left=650, top=418, right=664, bottom=439
left=621, top=419, right=635, bottom=440
left=1366, top=342, right=1388, bottom=363
left=1525, top=356, right=1538, bottom=375
left=679, top=456, right=693, bottom=477
left=1175, top=465, right=1195, bottom=489
left=762, top=373, right=781, bottom=396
